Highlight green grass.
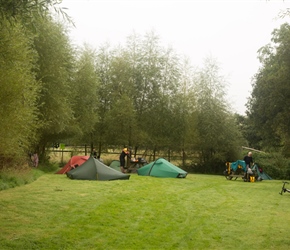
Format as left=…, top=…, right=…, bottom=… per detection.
left=0, top=173, right=289, bottom=249
left=0, top=163, right=58, bottom=191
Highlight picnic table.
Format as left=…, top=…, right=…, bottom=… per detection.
left=127, top=157, right=148, bottom=173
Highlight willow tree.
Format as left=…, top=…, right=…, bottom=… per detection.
left=126, top=31, right=181, bottom=154
left=71, top=45, right=99, bottom=145
left=144, top=45, right=182, bottom=154
left=0, top=0, right=58, bottom=20
left=101, top=48, right=137, bottom=147
left=194, top=57, right=243, bottom=171
left=32, top=17, right=75, bottom=158
left=0, top=19, right=39, bottom=163
left=94, top=43, right=116, bottom=151
left=172, top=57, right=198, bottom=164
left=123, top=32, right=149, bottom=152
left=0, top=0, right=72, bottom=164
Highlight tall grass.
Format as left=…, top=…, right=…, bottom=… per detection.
left=0, top=173, right=289, bottom=249
left=0, top=163, right=58, bottom=191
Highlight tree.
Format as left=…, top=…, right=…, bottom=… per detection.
left=172, top=57, right=198, bottom=164
left=94, top=43, right=116, bottom=151
left=0, top=0, right=69, bottom=24
left=129, top=31, right=179, bottom=151
left=0, top=19, right=39, bottom=163
left=32, top=17, right=75, bottom=158
left=104, top=95, right=136, bottom=146
left=248, top=23, right=290, bottom=155
left=70, top=45, right=99, bottom=144
left=194, top=57, right=244, bottom=170
left=0, top=0, right=73, bottom=165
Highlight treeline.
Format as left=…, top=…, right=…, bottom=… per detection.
left=1, top=0, right=246, bottom=171
left=247, top=23, right=290, bottom=157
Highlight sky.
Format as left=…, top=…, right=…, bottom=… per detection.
left=59, top=0, right=290, bottom=114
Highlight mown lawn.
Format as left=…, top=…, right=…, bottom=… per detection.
left=0, top=173, right=289, bottom=250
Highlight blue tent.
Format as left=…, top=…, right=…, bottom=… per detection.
left=230, top=160, right=247, bottom=172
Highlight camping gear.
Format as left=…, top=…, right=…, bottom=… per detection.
left=66, top=156, right=130, bottom=181
left=224, top=161, right=272, bottom=181
left=128, top=157, right=148, bottom=173
left=130, top=157, right=147, bottom=168
left=251, top=164, right=272, bottom=180
left=250, top=176, right=255, bottom=182
left=109, top=158, right=147, bottom=173
left=56, top=155, right=89, bottom=174
left=137, top=158, right=187, bottom=178
left=224, top=160, right=247, bottom=180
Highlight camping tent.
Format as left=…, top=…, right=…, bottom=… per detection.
left=227, top=160, right=273, bottom=180
left=137, top=158, right=187, bottom=178
left=109, top=160, right=121, bottom=172
left=56, top=155, right=89, bottom=174
left=66, top=156, right=130, bottom=181
left=252, top=164, right=272, bottom=180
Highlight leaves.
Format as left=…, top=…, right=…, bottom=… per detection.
left=0, top=19, right=39, bottom=160
left=1, top=4, right=244, bottom=168
left=249, top=23, right=290, bottom=154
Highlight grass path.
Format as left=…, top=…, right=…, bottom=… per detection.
left=0, top=173, right=289, bottom=249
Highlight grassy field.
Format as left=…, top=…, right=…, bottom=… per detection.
left=0, top=172, right=289, bottom=250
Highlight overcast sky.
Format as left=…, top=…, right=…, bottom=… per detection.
left=59, top=0, right=290, bottom=114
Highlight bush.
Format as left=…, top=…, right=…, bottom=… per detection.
left=0, top=167, right=34, bottom=191
left=38, top=162, right=59, bottom=173
left=251, top=151, right=290, bottom=180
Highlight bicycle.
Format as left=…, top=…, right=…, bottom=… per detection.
left=280, top=181, right=290, bottom=195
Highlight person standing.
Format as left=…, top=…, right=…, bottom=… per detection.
left=92, top=148, right=97, bottom=159
left=243, top=151, right=253, bottom=181
left=33, top=152, right=39, bottom=168
left=244, top=151, right=253, bottom=169
left=119, top=147, right=130, bottom=173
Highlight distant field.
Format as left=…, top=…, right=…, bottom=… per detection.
left=0, top=173, right=289, bottom=249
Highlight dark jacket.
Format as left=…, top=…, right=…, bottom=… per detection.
left=244, top=155, right=253, bottom=166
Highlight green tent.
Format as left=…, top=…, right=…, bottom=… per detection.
left=252, top=164, right=272, bottom=180
left=137, top=158, right=187, bottom=178
left=109, top=160, right=121, bottom=172
left=66, top=156, right=130, bottom=181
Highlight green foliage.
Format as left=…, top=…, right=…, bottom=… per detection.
left=0, top=0, right=73, bottom=165
left=249, top=151, right=290, bottom=180
left=0, top=166, right=44, bottom=191
left=70, top=45, right=99, bottom=143
left=0, top=0, right=48, bottom=19
left=0, top=0, right=68, bottom=24
left=1, top=3, right=248, bottom=172
left=104, top=95, right=137, bottom=146
left=38, top=161, right=59, bottom=173
left=32, top=17, right=76, bottom=153
left=248, top=23, right=290, bottom=155
left=0, top=161, right=59, bottom=191
left=93, top=30, right=244, bottom=169
left=0, top=18, right=40, bottom=161
left=193, top=57, right=244, bottom=165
